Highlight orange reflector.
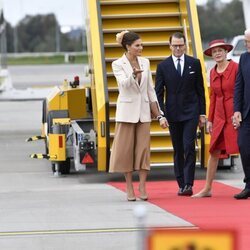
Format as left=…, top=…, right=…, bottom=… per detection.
left=81, top=152, right=94, bottom=164
left=59, top=136, right=63, bottom=148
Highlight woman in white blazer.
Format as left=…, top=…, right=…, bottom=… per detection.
left=109, top=31, right=164, bottom=201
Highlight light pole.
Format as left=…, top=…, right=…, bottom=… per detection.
left=242, top=0, right=250, bottom=29
left=134, top=205, right=147, bottom=250
left=13, top=25, right=18, bottom=53
left=56, top=21, right=60, bottom=52
left=0, top=1, right=7, bottom=68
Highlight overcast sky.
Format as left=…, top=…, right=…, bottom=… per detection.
left=2, top=0, right=232, bottom=27
left=2, top=0, right=84, bottom=27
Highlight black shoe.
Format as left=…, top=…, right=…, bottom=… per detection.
left=177, top=187, right=184, bottom=196
left=234, top=189, right=250, bottom=199
left=179, top=185, right=193, bottom=196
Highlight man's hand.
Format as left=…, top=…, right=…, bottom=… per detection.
left=159, top=117, right=168, bottom=129
left=199, top=115, right=206, bottom=128
left=232, top=111, right=242, bottom=129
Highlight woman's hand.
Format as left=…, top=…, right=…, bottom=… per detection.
left=199, top=115, right=206, bottom=128
left=206, top=121, right=213, bottom=134
left=133, top=67, right=143, bottom=76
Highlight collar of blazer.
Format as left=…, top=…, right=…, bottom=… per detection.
left=121, top=54, right=146, bottom=88
left=211, top=60, right=234, bottom=82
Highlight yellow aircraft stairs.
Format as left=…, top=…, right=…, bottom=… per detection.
left=85, top=0, right=210, bottom=171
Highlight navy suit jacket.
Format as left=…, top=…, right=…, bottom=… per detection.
left=234, top=52, right=250, bottom=119
left=155, top=54, right=206, bottom=122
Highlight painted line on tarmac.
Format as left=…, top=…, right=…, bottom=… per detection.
left=0, top=226, right=198, bottom=237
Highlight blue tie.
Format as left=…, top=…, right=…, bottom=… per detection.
left=177, top=58, right=181, bottom=76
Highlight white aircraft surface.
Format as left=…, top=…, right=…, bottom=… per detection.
left=0, top=69, right=53, bottom=101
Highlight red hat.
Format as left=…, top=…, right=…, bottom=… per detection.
left=204, top=39, right=233, bottom=57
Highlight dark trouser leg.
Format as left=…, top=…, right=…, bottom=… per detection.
left=182, top=117, right=199, bottom=186
left=238, top=113, right=250, bottom=189
left=169, top=122, right=184, bottom=188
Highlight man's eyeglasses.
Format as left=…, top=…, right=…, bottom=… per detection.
left=171, top=44, right=185, bottom=49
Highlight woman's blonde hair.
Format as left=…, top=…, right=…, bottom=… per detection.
left=116, top=31, right=140, bottom=51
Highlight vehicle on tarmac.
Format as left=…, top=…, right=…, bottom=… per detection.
left=228, top=35, right=247, bottom=63
left=27, top=0, right=237, bottom=175
left=27, top=77, right=96, bottom=175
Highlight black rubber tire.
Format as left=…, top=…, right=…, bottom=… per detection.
left=51, top=158, right=71, bottom=174
left=60, top=158, right=71, bottom=174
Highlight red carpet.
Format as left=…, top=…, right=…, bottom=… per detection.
left=109, top=180, right=250, bottom=250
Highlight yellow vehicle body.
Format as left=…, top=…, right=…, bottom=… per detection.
left=48, top=134, right=66, bottom=161
left=47, top=118, right=71, bottom=162
left=46, top=85, right=87, bottom=120
left=28, top=81, right=96, bottom=174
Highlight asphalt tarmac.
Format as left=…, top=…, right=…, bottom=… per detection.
left=0, top=99, right=244, bottom=250
left=0, top=64, right=244, bottom=250
left=0, top=100, right=194, bottom=250
left=8, top=64, right=89, bottom=89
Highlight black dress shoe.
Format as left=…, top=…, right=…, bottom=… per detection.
left=179, top=185, right=193, bottom=196
left=234, top=189, right=250, bottom=199
left=177, top=188, right=184, bottom=196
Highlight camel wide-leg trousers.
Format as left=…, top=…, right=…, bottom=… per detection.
left=109, top=122, right=151, bottom=173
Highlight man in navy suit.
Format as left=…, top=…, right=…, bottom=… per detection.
left=155, top=32, right=206, bottom=196
left=233, top=28, right=250, bottom=199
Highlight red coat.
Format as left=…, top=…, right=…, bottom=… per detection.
left=208, top=60, right=239, bottom=155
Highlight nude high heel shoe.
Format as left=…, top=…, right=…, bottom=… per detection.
left=127, top=189, right=136, bottom=201
left=191, top=190, right=212, bottom=198
left=127, top=196, right=136, bottom=201
left=138, top=186, right=148, bottom=201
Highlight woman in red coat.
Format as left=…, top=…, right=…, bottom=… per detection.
left=192, top=39, right=239, bottom=198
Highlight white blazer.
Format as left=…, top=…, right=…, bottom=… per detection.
left=112, top=54, right=160, bottom=123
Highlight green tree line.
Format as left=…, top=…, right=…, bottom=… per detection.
left=197, top=0, right=245, bottom=42
left=5, top=13, right=85, bottom=53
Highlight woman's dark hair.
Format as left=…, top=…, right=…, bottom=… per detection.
left=121, top=32, right=140, bottom=51
left=169, top=32, right=186, bottom=44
